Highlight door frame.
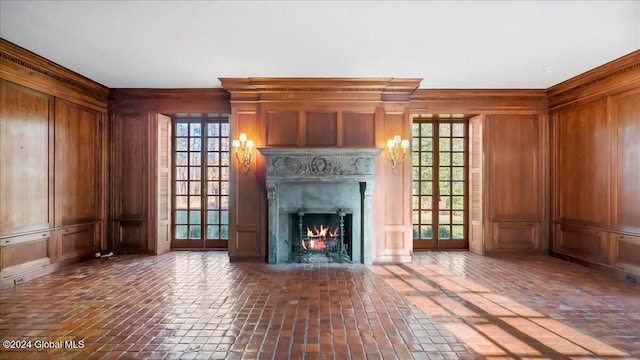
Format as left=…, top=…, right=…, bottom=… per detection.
left=170, top=115, right=230, bottom=250
left=412, top=114, right=470, bottom=250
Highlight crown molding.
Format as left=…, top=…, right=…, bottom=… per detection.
left=547, top=50, right=640, bottom=109
left=410, top=89, right=548, bottom=114
left=219, top=77, right=422, bottom=102
left=0, top=38, right=108, bottom=110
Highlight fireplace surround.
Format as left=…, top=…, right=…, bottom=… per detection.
left=258, top=148, right=382, bottom=264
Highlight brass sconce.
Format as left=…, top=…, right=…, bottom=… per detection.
left=387, top=135, right=409, bottom=173
left=232, top=133, right=254, bottom=174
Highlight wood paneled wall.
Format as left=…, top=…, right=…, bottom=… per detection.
left=549, top=50, right=640, bottom=276
left=108, top=89, right=230, bottom=253
left=220, top=78, right=420, bottom=262
left=411, top=90, right=549, bottom=253
left=0, top=39, right=108, bottom=288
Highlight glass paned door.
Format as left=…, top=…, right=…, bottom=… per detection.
left=172, top=116, right=229, bottom=249
left=412, top=115, right=468, bottom=249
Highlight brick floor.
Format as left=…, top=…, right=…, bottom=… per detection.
left=0, top=251, right=638, bottom=359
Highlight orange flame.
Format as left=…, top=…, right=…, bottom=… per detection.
left=302, top=224, right=339, bottom=250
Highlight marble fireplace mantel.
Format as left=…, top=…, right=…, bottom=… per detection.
left=258, top=148, right=383, bottom=264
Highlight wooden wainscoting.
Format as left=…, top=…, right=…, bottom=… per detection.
left=555, top=224, right=609, bottom=265
left=1, top=39, right=107, bottom=288
left=549, top=50, right=640, bottom=277
left=614, top=233, right=640, bottom=274
left=0, top=231, right=51, bottom=279
left=491, top=222, right=540, bottom=251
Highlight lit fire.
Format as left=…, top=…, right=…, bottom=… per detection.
left=301, top=224, right=339, bottom=250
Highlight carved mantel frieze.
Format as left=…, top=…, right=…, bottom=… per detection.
left=259, top=148, right=382, bottom=182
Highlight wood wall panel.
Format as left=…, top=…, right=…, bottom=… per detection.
left=0, top=80, right=54, bottom=236
left=613, top=89, right=640, bottom=234
left=230, top=109, right=265, bottom=259
left=343, top=112, right=375, bottom=147
left=556, top=225, right=608, bottom=264
left=555, top=99, right=609, bottom=227
left=305, top=112, right=337, bottom=147
left=0, top=231, right=50, bottom=278
left=55, top=99, right=99, bottom=226
left=487, top=115, right=540, bottom=220
left=383, top=113, right=406, bottom=226
left=548, top=50, right=640, bottom=277
left=265, top=111, right=299, bottom=146
left=59, top=224, right=96, bottom=261
left=374, top=109, right=412, bottom=262
left=618, top=237, right=640, bottom=267
left=1, top=39, right=107, bottom=288
left=116, top=221, right=146, bottom=250
left=116, top=114, right=148, bottom=219
left=492, top=222, right=539, bottom=251
left=615, top=234, right=640, bottom=273
left=236, top=231, right=258, bottom=252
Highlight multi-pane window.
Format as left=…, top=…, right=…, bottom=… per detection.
left=412, top=114, right=467, bottom=249
left=173, top=115, right=230, bottom=248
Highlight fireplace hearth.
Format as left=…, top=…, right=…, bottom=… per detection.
left=258, top=148, right=382, bottom=264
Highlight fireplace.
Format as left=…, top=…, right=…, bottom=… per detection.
left=258, top=148, right=382, bottom=264
left=289, top=211, right=353, bottom=263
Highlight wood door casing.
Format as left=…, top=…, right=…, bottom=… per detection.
left=172, top=117, right=230, bottom=249
left=412, top=116, right=468, bottom=250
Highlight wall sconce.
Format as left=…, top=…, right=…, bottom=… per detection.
left=232, top=133, right=254, bottom=174
left=387, top=135, right=409, bottom=173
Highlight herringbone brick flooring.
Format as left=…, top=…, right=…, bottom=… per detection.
left=0, top=251, right=638, bottom=359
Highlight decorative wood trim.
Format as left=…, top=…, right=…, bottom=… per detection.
left=108, top=88, right=231, bottom=114
left=219, top=77, right=422, bottom=102
left=548, top=50, right=640, bottom=110
left=0, top=38, right=108, bottom=110
left=410, top=89, right=548, bottom=113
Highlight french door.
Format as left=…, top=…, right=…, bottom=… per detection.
left=172, top=115, right=230, bottom=249
left=412, top=115, right=468, bottom=249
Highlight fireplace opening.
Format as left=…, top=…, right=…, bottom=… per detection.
left=289, top=211, right=352, bottom=263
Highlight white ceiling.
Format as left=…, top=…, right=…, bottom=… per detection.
left=1, top=1, right=639, bottom=89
